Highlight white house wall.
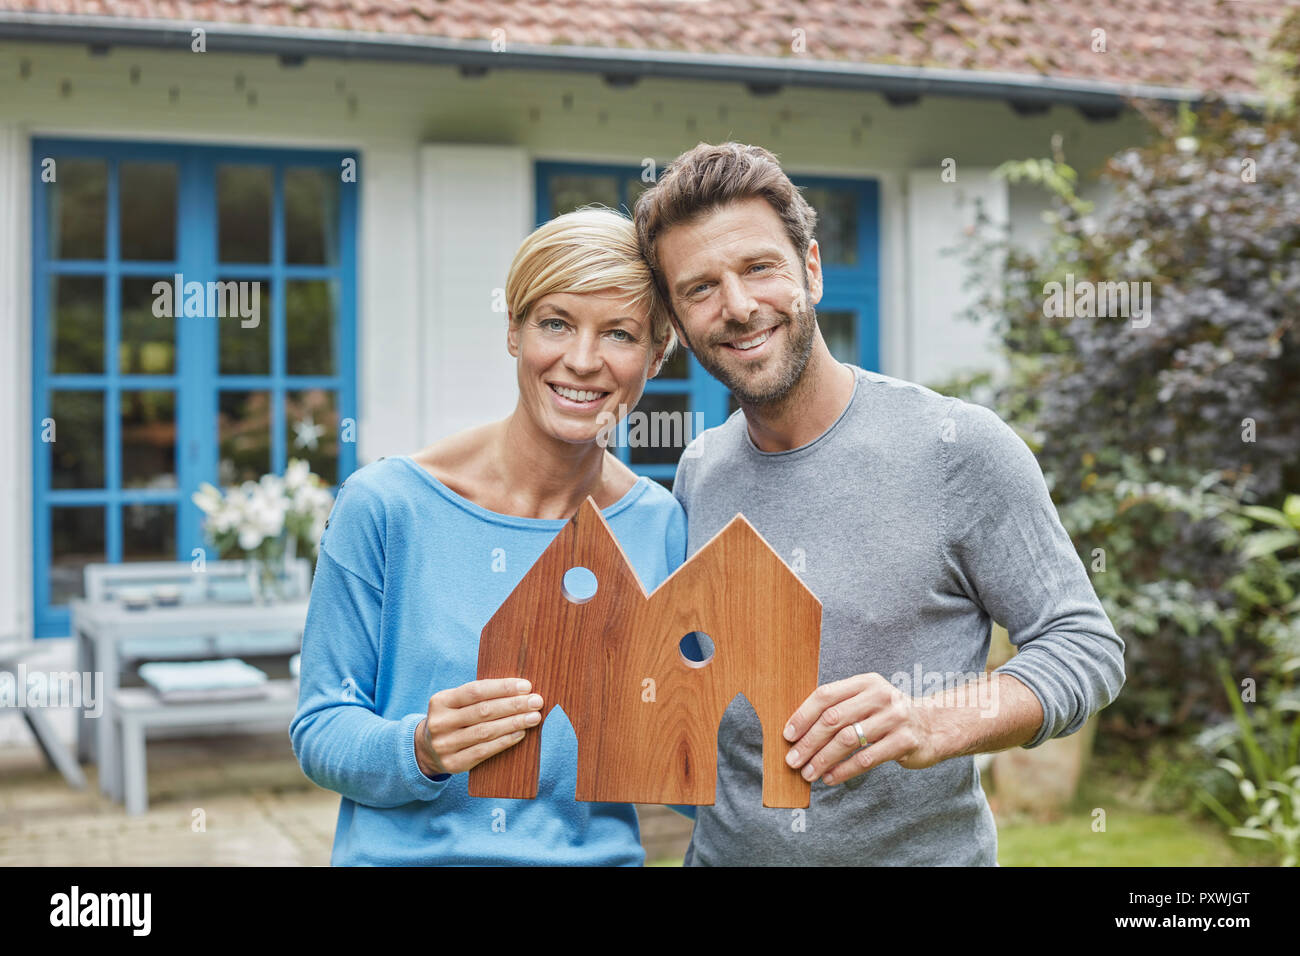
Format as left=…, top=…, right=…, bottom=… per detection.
left=0, top=121, right=33, bottom=644
left=0, top=39, right=1146, bottom=728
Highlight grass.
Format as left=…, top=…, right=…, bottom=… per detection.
left=646, top=769, right=1280, bottom=866
left=993, top=767, right=1277, bottom=866
left=995, top=806, right=1263, bottom=866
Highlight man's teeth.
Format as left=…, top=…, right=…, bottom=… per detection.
left=552, top=384, right=605, bottom=402
left=730, top=328, right=773, bottom=351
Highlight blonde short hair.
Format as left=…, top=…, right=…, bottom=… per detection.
left=505, top=207, right=677, bottom=363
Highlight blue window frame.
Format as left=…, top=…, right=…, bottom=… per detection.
left=535, top=161, right=879, bottom=482
left=31, top=139, right=358, bottom=637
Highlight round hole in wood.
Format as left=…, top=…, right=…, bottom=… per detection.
left=679, top=631, right=715, bottom=668
left=561, top=566, right=598, bottom=604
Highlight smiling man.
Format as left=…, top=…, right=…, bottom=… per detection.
left=633, top=142, right=1127, bottom=866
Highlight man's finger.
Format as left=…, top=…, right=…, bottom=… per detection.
left=819, top=731, right=912, bottom=786
left=786, top=679, right=890, bottom=769
left=782, top=675, right=872, bottom=743
left=796, top=704, right=896, bottom=779
left=795, top=717, right=870, bottom=781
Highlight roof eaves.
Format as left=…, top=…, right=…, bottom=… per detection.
left=0, top=11, right=1264, bottom=113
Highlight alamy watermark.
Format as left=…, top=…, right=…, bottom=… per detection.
left=152, top=274, right=261, bottom=328
left=1042, top=273, right=1153, bottom=329
left=0, top=664, right=103, bottom=718
left=595, top=403, right=706, bottom=457
left=889, top=665, right=1000, bottom=718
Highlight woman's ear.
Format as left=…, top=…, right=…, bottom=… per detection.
left=506, top=312, right=520, bottom=357
left=648, top=341, right=668, bottom=380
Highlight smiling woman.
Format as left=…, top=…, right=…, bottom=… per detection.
left=290, top=207, right=694, bottom=866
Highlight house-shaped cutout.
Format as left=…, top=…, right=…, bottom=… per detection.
left=467, top=497, right=822, bottom=808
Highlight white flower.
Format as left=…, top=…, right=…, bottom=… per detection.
left=285, top=458, right=311, bottom=493
left=191, top=482, right=224, bottom=515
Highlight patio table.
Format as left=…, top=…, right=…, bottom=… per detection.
left=69, top=597, right=309, bottom=801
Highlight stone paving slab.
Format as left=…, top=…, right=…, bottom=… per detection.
left=0, top=733, right=693, bottom=865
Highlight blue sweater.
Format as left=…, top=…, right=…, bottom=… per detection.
left=290, top=455, right=689, bottom=866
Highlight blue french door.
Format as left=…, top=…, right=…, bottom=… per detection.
left=535, top=162, right=879, bottom=483
left=31, top=139, right=358, bottom=637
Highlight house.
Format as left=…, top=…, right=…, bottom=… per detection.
left=469, top=497, right=822, bottom=808
left=0, top=0, right=1283, bottom=748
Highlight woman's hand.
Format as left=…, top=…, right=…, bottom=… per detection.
left=415, top=678, right=544, bottom=776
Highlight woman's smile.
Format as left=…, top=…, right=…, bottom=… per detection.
left=547, top=381, right=612, bottom=411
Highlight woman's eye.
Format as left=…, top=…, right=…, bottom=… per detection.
left=541, top=318, right=566, bottom=331
left=609, top=328, right=632, bottom=342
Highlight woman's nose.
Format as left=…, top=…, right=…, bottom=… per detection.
left=563, top=331, right=604, bottom=375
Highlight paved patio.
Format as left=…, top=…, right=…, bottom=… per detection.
left=0, top=731, right=693, bottom=865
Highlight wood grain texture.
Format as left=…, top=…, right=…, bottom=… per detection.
left=467, top=497, right=822, bottom=808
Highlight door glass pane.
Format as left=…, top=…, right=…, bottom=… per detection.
left=285, top=167, right=338, bottom=265
left=51, top=507, right=106, bottom=604
left=799, top=186, right=858, bottom=266
left=286, top=279, right=336, bottom=376
left=818, top=309, right=858, bottom=365
left=219, top=390, right=272, bottom=484
left=120, top=161, right=177, bottom=261
left=286, top=389, right=338, bottom=484
left=219, top=278, right=271, bottom=374
left=51, top=275, right=104, bottom=374
left=549, top=174, right=618, bottom=218
left=627, top=392, right=692, bottom=467
left=121, top=390, right=177, bottom=489
left=218, top=165, right=272, bottom=263
left=657, top=342, right=688, bottom=380
left=50, top=390, right=104, bottom=489
left=47, top=159, right=107, bottom=260
left=123, top=503, right=177, bottom=562
left=120, top=277, right=176, bottom=374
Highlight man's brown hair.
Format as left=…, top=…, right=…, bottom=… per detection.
left=633, top=142, right=818, bottom=305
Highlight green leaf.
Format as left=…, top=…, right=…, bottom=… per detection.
left=1283, top=495, right=1300, bottom=525
left=1243, top=529, right=1300, bottom=560
left=1216, top=757, right=1245, bottom=779
left=1240, top=505, right=1294, bottom=529
left=1228, top=827, right=1271, bottom=841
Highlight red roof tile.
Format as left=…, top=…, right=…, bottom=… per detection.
left=0, top=0, right=1293, bottom=95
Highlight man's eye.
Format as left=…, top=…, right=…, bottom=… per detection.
left=749, top=263, right=770, bottom=274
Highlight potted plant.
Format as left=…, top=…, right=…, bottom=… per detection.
left=191, top=459, right=334, bottom=602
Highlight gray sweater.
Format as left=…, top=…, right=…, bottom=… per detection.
left=671, top=365, right=1126, bottom=866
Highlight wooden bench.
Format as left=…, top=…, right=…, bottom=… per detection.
left=112, top=679, right=300, bottom=815
left=75, top=559, right=310, bottom=803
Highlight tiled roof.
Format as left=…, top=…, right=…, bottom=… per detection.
left=0, top=0, right=1293, bottom=96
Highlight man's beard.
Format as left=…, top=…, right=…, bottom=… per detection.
left=683, top=302, right=818, bottom=408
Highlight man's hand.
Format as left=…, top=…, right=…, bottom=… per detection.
left=783, top=674, right=950, bottom=786
left=783, top=671, right=1041, bottom=786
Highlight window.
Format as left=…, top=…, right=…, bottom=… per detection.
left=32, top=140, right=358, bottom=637
left=536, top=163, right=879, bottom=480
